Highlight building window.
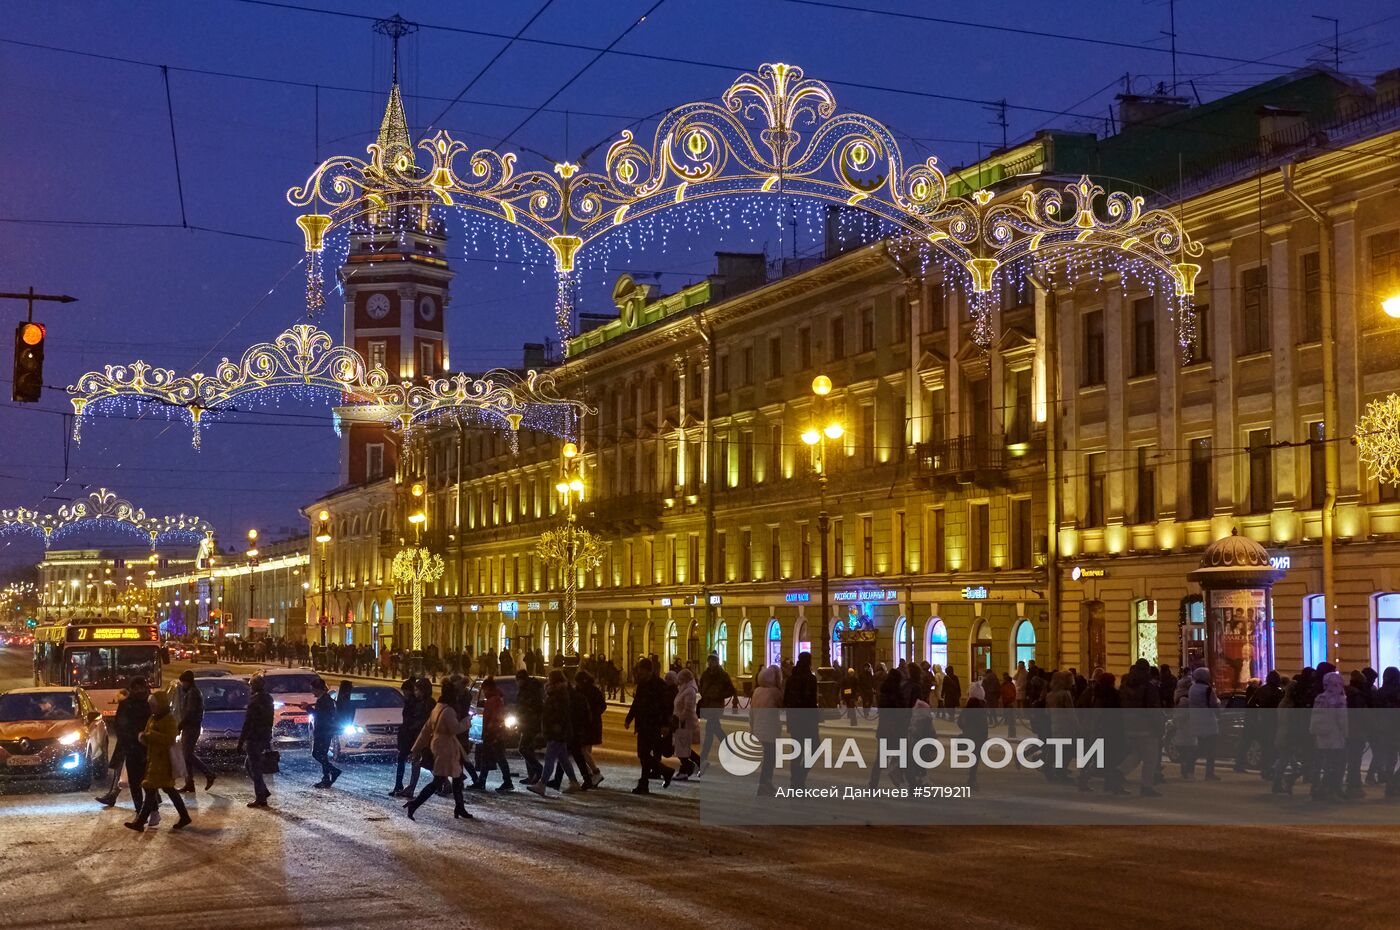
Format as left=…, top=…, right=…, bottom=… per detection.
left=366, top=443, right=384, bottom=481
left=1082, top=309, right=1105, bottom=386
left=894, top=617, right=913, bottom=664
left=419, top=342, right=435, bottom=377
left=861, top=515, right=873, bottom=576
left=1135, top=446, right=1156, bottom=525
left=1304, top=594, right=1327, bottom=667
left=739, top=431, right=754, bottom=487
left=769, top=424, right=783, bottom=480
left=768, top=335, right=783, bottom=378
left=1247, top=428, right=1273, bottom=514
left=741, top=345, right=754, bottom=386
left=930, top=508, right=946, bottom=573
left=769, top=526, right=781, bottom=581
left=1377, top=593, right=1400, bottom=673
left=1369, top=231, right=1400, bottom=329
left=798, top=327, right=812, bottom=370
left=1185, top=303, right=1210, bottom=365
left=860, top=404, right=875, bottom=467
left=1301, top=251, right=1322, bottom=343
left=367, top=340, right=387, bottom=373
left=896, top=511, right=907, bottom=574
left=925, top=280, right=946, bottom=331
left=799, top=523, right=811, bottom=579
left=1134, top=599, right=1158, bottom=665
left=740, top=530, right=752, bottom=583
left=716, top=353, right=729, bottom=393
left=1010, top=498, right=1032, bottom=569
left=970, top=503, right=990, bottom=571
left=859, top=306, right=875, bottom=353
left=1240, top=265, right=1270, bottom=355
left=829, top=314, right=845, bottom=361
left=767, top=619, right=783, bottom=666
left=739, top=621, right=753, bottom=673
left=893, top=292, right=909, bottom=344
left=688, top=534, right=700, bottom=585
left=1307, top=421, right=1326, bottom=509
left=1007, top=368, right=1032, bottom=444
left=1124, top=297, right=1152, bottom=377
left=1084, top=453, right=1105, bottom=528
left=713, top=620, right=729, bottom=667
left=927, top=619, right=948, bottom=670
left=833, top=518, right=844, bottom=575
left=1189, top=438, right=1212, bottom=520
left=1014, top=619, right=1037, bottom=668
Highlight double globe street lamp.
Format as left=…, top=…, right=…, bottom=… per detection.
left=801, top=374, right=844, bottom=669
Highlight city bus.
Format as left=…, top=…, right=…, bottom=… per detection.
left=32, top=622, right=165, bottom=717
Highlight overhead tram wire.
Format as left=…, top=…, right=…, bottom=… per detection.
left=424, top=0, right=558, bottom=134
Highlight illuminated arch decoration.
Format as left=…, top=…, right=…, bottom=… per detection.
left=290, top=61, right=1202, bottom=350
left=68, top=323, right=592, bottom=449
left=0, top=487, right=214, bottom=549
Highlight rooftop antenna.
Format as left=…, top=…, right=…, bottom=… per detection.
left=983, top=99, right=1009, bottom=152
left=1311, top=15, right=1340, bottom=72
left=373, top=13, right=418, bottom=85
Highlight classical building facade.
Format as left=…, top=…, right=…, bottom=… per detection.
left=307, top=65, right=1400, bottom=682
left=148, top=537, right=309, bottom=641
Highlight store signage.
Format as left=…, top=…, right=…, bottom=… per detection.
left=1071, top=565, right=1107, bottom=581
left=708, top=594, right=723, bottom=605
left=525, top=601, right=543, bottom=611
left=469, top=604, right=480, bottom=612
left=498, top=600, right=519, bottom=613
left=1269, top=554, right=1291, bottom=571
left=68, top=625, right=159, bottom=643
left=659, top=597, right=672, bottom=607
left=434, top=605, right=444, bottom=613
left=784, top=592, right=810, bottom=603
left=548, top=600, right=559, bottom=610
left=832, top=588, right=898, bottom=603
left=961, top=586, right=989, bottom=600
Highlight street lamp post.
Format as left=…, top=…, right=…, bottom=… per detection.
left=246, top=528, right=260, bottom=637
left=801, top=375, right=844, bottom=669
left=315, top=511, right=331, bottom=647
left=557, top=442, right=585, bottom=661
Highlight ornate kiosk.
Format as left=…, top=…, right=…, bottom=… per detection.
left=1187, top=529, right=1284, bottom=693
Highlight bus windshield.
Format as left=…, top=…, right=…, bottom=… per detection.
left=64, top=646, right=160, bottom=691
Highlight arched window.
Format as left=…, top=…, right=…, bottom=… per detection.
left=1304, top=594, right=1327, bottom=667
left=795, top=620, right=809, bottom=660
left=831, top=620, right=844, bottom=667
left=767, top=619, right=782, bottom=666
left=666, top=621, right=679, bottom=666
left=1133, top=599, right=1158, bottom=665
left=927, top=618, right=948, bottom=670
left=1014, top=619, right=1037, bottom=668
left=541, top=620, right=552, bottom=659
left=895, top=616, right=913, bottom=663
left=739, top=621, right=754, bottom=673
left=1377, top=594, right=1400, bottom=671
left=498, top=622, right=508, bottom=650
left=714, top=620, right=729, bottom=667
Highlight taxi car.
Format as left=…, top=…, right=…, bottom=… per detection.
left=0, top=687, right=109, bottom=790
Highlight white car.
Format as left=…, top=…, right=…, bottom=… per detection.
left=258, top=668, right=322, bottom=748
left=333, top=684, right=405, bottom=759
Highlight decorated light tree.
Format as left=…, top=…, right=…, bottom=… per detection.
left=1357, top=394, right=1400, bottom=489
left=392, top=482, right=444, bottom=652
left=536, top=442, right=605, bottom=659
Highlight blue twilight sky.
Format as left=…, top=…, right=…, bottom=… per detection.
left=0, top=0, right=1396, bottom=570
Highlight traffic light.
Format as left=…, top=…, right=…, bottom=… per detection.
left=12, top=321, right=45, bottom=402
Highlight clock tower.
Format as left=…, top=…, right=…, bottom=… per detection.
left=337, top=79, right=455, bottom=486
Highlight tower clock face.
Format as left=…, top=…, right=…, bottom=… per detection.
left=418, top=295, right=437, bottom=321
left=366, top=293, right=391, bottom=320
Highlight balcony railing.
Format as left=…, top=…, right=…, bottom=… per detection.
left=915, top=435, right=1008, bottom=485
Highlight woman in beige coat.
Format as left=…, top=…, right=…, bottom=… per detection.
left=406, top=679, right=472, bottom=821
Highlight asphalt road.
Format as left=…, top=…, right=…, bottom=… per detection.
left=0, top=645, right=1392, bottom=929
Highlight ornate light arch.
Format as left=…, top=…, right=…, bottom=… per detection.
left=290, top=61, right=1201, bottom=348
left=0, top=487, right=215, bottom=549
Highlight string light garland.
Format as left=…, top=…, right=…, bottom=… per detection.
left=68, top=323, right=592, bottom=449
left=0, top=487, right=214, bottom=549
left=290, top=61, right=1201, bottom=349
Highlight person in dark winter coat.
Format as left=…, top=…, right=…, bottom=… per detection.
left=868, top=667, right=907, bottom=788
left=1241, top=669, right=1284, bottom=774
left=1371, top=667, right=1400, bottom=796
left=391, top=679, right=422, bottom=797
left=98, top=677, right=151, bottom=811
left=124, top=691, right=190, bottom=832
left=535, top=671, right=582, bottom=794
left=238, top=673, right=274, bottom=807
left=959, top=682, right=989, bottom=787
left=783, top=652, right=820, bottom=789
left=571, top=670, right=606, bottom=787
left=471, top=677, right=514, bottom=792
left=940, top=667, right=962, bottom=718
left=175, top=670, right=216, bottom=795
left=1118, top=660, right=1164, bottom=796
left=515, top=670, right=545, bottom=785
left=309, top=678, right=342, bottom=789
left=696, top=653, right=736, bottom=773
left=624, top=658, right=672, bottom=793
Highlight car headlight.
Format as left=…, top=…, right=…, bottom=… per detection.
left=504, top=714, right=518, bottom=729
left=341, top=724, right=364, bottom=736
left=58, top=730, right=82, bottom=746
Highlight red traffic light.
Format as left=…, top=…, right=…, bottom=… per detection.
left=19, top=322, right=45, bottom=346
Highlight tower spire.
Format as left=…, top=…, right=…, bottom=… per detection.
left=372, top=14, right=418, bottom=167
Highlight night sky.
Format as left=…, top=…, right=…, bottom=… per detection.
left=1, top=0, right=1395, bottom=569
